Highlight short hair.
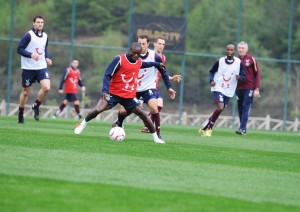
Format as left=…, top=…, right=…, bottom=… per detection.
left=33, top=15, right=44, bottom=22
left=154, top=37, right=165, bottom=43
left=137, top=34, right=149, bottom=43
left=238, top=41, right=248, bottom=48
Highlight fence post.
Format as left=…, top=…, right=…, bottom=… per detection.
left=266, top=114, right=270, bottom=130
left=182, top=111, right=187, bottom=125
left=294, top=118, right=299, bottom=132
left=1, top=100, right=6, bottom=116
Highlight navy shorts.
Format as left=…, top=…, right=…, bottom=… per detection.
left=107, top=94, right=141, bottom=112
left=65, top=93, right=78, bottom=102
left=155, top=89, right=163, bottom=99
left=22, top=68, right=50, bottom=87
left=213, top=91, right=230, bottom=108
left=136, top=89, right=160, bottom=104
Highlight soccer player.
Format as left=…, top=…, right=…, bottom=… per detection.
left=113, top=35, right=176, bottom=140
left=17, top=16, right=52, bottom=123
left=140, top=37, right=181, bottom=133
left=53, top=59, right=86, bottom=119
left=199, top=44, right=245, bottom=137
left=235, top=41, right=261, bottom=135
left=74, top=42, right=166, bottom=144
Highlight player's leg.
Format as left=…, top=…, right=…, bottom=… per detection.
left=140, top=98, right=151, bottom=133
left=235, top=90, right=244, bottom=123
left=237, top=90, right=253, bottom=135
left=147, top=98, right=161, bottom=137
left=32, top=69, right=51, bottom=121
left=131, top=105, right=164, bottom=144
left=74, top=94, right=112, bottom=134
left=200, top=92, right=226, bottom=136
left=18, top=86, right=32, bottom=124
left=54, top=98, right=69, bottom=118
left=18, top=69, right=34, bottom=124
left=113, top=105, right=131, bottom=128
left=141, top=96, right=163, bottom=133
left=157, top=97, right=163, bottom=112
left=73, top=100, right=81, bottom=119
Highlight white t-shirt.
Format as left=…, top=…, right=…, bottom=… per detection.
left=211, top=56, right=241, bottom=97
left=21, top=30, right=48, bottom=70
left=137, top=49, right=159, bottom=92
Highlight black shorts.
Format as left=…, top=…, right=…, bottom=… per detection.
left=107, top=94, right=141, bottom=112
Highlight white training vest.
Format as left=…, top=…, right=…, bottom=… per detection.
left=137, top=49, right=158, bottom=92
left=21, top=30, right=48, bottom=70
left=211, top=56, right=241, bottom=97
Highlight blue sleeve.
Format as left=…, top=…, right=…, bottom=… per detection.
left=78, top=77, right=85, bottom=87
left=239, top=63, right=246, bottom=81
left=59, top=69, right=68, bottom=89
left=154, top=53, right=171, bottom=89
left=209, top=60, right=219, bottom=83
left=157, top=66, right=172, bottom=90
left=17, top=33, right=32, bottom=58
left=102, top=56, right=121, bottom=94
left=45, top=39, right=50, bottom=58
left=141, top=61, right=160, bottom=68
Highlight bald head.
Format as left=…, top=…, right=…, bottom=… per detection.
left=226, top=44, right=235, bottom=59
left=130, top=42, right=142, bottom=52
left=128, top=42, right=142, bottom=62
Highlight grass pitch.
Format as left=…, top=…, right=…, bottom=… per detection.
left=0, top=116, right=299, bottom=211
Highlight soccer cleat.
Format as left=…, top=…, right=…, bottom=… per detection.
left=154, top=137, right=165, bottom=144
left=140, top=126, right=150, bottom=133
left=52, top=115, right=58, bottom=119
left=18, top=116, right=24, bottom=124
left=198, top=129, right=207, bottom=137
left=32, top=106, right=40, bottom=121
left=205, top=129, right=212, bottom=137
left=74, top=123, right=87, bottom=134
left=112, top=120, right=123, bottom=128
left=235, top=129, right=246, bottom=135
left=78, top=114, right=82, bottom=119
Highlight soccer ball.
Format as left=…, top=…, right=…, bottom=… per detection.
left=109, top=127, right=126, bottom=141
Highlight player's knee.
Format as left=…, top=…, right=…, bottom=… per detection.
left=119, top=109, right=127, bottom=116
left=43, top=86, right=51, bottom=93
left=22, top=88, right=31, bottom=96
left=217, top=105, right=225, bottom=111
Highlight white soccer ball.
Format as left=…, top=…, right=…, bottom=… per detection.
left=109, top=127, right=126, bottom=141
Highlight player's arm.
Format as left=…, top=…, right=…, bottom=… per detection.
left=58, top=69, right=69, bottom=93
left=44, top=38, right=52, bottom=65
left=209, top=60, right=219, bottom=86
left=78, top=73, right=86, bottom=92
left=17, top=33, right=32, bottom=58
left=252, top=57, right=260, bottom=90
left=45, top=39, right=50, bottom=59
left=237, top=63, right=246, bottom=81
left=141, top=61, right=166, bottom=69
left=153, top=53, right=172, bottom=90
left=102, top=56, right=121, bottom=94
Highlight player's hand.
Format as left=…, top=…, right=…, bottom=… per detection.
left=31, top=53, right=39, bottom=61
left=253, top=89, right=261, bottom=97
left=46, top=58, right=52, bottom=65
left=236, top=75, right=240, bottom=80
left=58, top=89, right=63, bottom=94
left=102, top=93, right=109, bottom=101
left=170, top=75, right=182, bottom=83
left=159, top=63, right=166, bottom=69
left=81, top=86, right=86, bottom=93
left=168, top=88, right=176, bottom=99
left=210, top=81, right=216, bottom=87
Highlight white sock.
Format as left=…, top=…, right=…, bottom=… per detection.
left=81, top=119, right=87, bottom=126
left=152, top=132, right=159, bottom=140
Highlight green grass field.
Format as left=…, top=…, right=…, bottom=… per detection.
left=0, top=116, right=299, bottom=211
